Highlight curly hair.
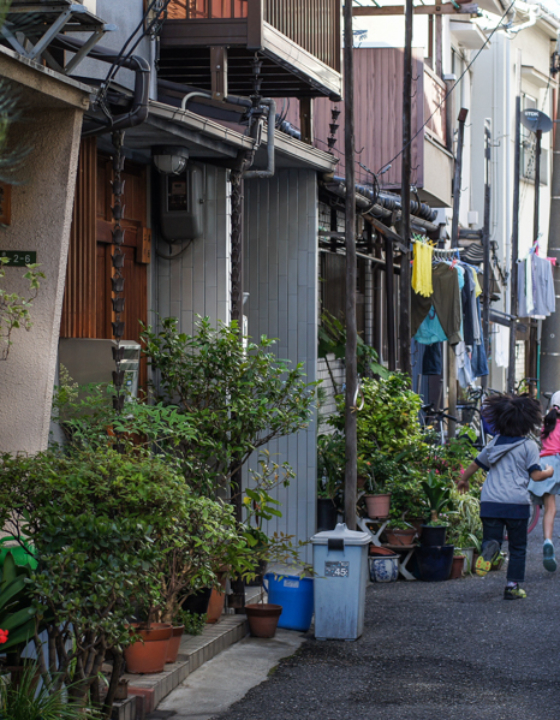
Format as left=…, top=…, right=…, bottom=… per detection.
left=481, top=394, right=542, bottom=438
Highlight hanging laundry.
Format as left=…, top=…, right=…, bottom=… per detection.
left=455, top=341, right=474, bottom=389
left=415, top=306, right=447, bottom=344
left=461, top=264, right=477, bottom=346
left=518, top=253, right=555, bottom=318
left=470, top=297, right=489, bottom=378
left=432, top=262, right=462, bottom=345
left=471, top=267, right=482, bottom=298
left=494, top=324, right=510, bottom=368
left=422, top=342, right=443, bottom=375
left=412, top=240, right=433, bottom=297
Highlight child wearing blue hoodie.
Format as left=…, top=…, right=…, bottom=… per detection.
left=458, top=394, right=553, bottom=599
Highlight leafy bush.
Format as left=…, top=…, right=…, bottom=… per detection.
left=141, top=316, right=316, bottom=496
left=0, top=448, right=220, bottom=711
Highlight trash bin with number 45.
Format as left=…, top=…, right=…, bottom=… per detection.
left=310, top=523, right=370, bottom=640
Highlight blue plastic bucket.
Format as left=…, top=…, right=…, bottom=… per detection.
left=263, top=573, right=314, bottom=632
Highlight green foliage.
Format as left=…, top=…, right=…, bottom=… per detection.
left=141, top=316, right=316, bottom=495
left=0, top=448, right=203, bottom=702
left=421, top=470, right=454, bottom=523
left=173, top=609, right=206, bottom=636
left=0, top=552, right=42, bottom=654
left=0, top=259, right=44, bottom=360
left=317, top=312, right=389, bottom=394
left=330, top=373, right=424, bottom=457
left=447, top=485, right=482, bottom=550
left=0, top=663, right=101, bottom=720
left=316, top=432, right=344, bottom=502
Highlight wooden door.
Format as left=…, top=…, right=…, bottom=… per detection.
left=62, top=144, right=149, bottom=390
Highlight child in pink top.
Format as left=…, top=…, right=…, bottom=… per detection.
left=529, top=390, right=560, bottom=571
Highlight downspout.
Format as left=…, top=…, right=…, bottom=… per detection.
left=53, top=35, right=150, bottom=136
left=243, top=99, right=276, bottom=179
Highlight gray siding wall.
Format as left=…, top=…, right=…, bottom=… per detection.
left=244, top=169, right=319, bottom=562
left=153, top=164, right=230, bottom=334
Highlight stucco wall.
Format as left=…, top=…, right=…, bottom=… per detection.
left=0, top=106, right=83, bottom=453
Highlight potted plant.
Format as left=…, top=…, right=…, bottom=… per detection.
left=384, top=518, right=417, bottom=546
left=420, top=471, right=453, bottom=546
left=450, top=549, right=466, bottom=579
left=362, top=454, right=394, bottom=519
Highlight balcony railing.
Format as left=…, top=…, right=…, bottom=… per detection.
left=166, top=0, right=341, bottom=71
left=423, top=65, right=447, bottom=148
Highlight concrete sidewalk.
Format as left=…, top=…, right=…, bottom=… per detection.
left=152, top=629, right=306, bottom=720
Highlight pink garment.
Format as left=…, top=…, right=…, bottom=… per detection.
left=541, top=419, right=560, bottom=457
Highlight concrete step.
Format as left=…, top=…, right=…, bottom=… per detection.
left=111, top=616, right=249, bottom=720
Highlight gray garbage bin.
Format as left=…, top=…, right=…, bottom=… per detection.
left=311, top=523, right=370, bottom=640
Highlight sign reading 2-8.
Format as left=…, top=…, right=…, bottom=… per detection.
left=325, top=561, right=350, bottom=578
left=0, top=251, right=37, bottom=267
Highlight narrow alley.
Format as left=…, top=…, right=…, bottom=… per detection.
left=193, top=525, right=558, bottom=720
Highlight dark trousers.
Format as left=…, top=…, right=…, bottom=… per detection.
left=482, top=517, right=528, bottom=583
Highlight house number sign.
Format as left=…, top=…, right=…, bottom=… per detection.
left=0, top=251, right=37, bottom=267
left=325, top=561, right=349, bottom=578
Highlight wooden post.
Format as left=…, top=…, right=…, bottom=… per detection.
left=435, top=13, right=442, bottom=78
left=385, top=236, right=396, bottom=371
left=482, top=121, right=491, bottom=389
left=448, top=107, right=468, bottom=438
left=399, top=0, right=413, bottom=378
left=507, top=95, right=521, bottom=394
left=343, top=0, right=357, bottom=531
left=299, top=98, right=314, bottom=145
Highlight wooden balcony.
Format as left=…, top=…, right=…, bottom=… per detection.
left=159, top=0, right=342, bottom=100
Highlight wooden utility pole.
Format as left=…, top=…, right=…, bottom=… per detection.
left=482, top=120, right=491, bottom=388
left=507, top=95, right=521, bottom=394
left=385, top=236, right=396, bottom=371
left=399, top=0, right=413, bottom=377
left=448, top=107, right=468, bottom=438
left=343, top=0, right=357, bottom=531
left=533, top=129, right=542, bottom=244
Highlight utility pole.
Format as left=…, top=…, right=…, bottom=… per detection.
left=540, top=41, right=560, bottom=399
left=534, top=128, right=543, bottom=244
left=399, top=0, right=413, bottom=377
left=482, top=119, right=492, bottom=389
left=343, top=0, right=357, bottom=531
left=448, top=107, right=468, bottom=439
left=507, top=95, right=521, bottom=394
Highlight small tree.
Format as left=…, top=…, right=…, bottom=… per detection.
left=141, top=316, right=317, bottom=496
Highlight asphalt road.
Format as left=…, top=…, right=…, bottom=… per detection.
left=215, top=521, right=560, bottom=720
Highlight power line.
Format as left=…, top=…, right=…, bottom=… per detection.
left=376, top=0, right=517, bottom=175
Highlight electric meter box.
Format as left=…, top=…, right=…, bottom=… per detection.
left=159, top=165, right=204, bottom=242
left=58, top=338, right=141, bottom=401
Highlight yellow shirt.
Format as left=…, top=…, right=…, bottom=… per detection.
left=412, top=241, right=434, bottom=297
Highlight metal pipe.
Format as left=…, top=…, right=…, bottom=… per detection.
left=399, top=0, right=413, bottom=377
left=482, top=119, right=491, bottom=390
left=244, top=99, right=276, bottom=179
left=343, top=0, right=357, bottom=531
left=54, top=35, right=150, bottom=136
left=507, top=95, right=521, bottom=394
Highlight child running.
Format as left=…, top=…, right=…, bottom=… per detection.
left=458, top=394, right=553, bottom=599
left=529, top=391, right=560, bottom=572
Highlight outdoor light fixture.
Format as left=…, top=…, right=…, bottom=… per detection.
left=152, top=146, right=189, bottom=175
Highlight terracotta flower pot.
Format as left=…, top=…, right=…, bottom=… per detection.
left=450, top=555, right=465, bottom=579
left=245, top=603, right=282, bottom=638
left=166, top=624, right=185, bottom=663
left=124, top=623, right=173, bottom=674
left=207, top=578, right=227, bottom=624
left=364, top=493, right=391, bottom=519
left=384, top=527, right=417, bottom=546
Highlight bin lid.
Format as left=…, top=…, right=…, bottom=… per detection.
left=311, top=522, right=370, bottom=546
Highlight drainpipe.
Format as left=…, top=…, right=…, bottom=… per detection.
left=243, top=99, right=276, bottom=179
left=54, top=35, right=150, bottom=136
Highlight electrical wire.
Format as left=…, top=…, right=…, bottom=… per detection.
left=155, top=240, right=193, bottom=261
left=376, top=0, right=517, bottom=175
